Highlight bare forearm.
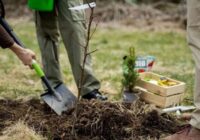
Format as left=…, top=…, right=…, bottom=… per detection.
left=0, top=24, right=36, bottom=67
left=9, top=43, right=24, bottom=54
left=9, top=43, right=36, bottom=67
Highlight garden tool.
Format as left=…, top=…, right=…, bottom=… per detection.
left=31, top=61, right=76, bottom=115
left=162, top=106, right=196, bottom=113
left=162, top=106, right=196, bottom=118
left=0, top=0, right=76, bottom=115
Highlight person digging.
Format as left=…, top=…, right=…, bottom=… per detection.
left=0, top=24, right=35, bottom=67
left=163, top=0, right=200, bottom=139
left=33, top=0, right=107, bottom=100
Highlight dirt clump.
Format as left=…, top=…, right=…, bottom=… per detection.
left=0, top=99, right=179, bottom=140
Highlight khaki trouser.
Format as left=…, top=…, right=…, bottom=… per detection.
left=187, top=0, right=200, bottom=129
left=35, top=0, right=100, bottom=95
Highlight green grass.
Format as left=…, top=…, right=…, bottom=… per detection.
left=0, top=20, right=195, bottom=104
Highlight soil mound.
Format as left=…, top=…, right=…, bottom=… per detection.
left=0, top=99, right=179, bottom=139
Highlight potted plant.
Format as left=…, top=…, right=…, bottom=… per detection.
left=122, top=47, right=140, bottom=103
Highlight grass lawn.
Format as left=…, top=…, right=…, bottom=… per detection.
left=0, top=20, right=194, bottom=105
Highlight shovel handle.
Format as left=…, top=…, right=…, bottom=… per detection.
left=32, top=60, right=45, bottom=77
left=31, top=60, right=62, bottom=101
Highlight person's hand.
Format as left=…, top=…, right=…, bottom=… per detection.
left=10, top=43, right=36, bottom=68
left=18, top=48, right=36, bottom=67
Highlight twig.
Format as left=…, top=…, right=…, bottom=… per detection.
left=89, top=16, right=101, bottom=40
left=87, top=49, right=98, bottom=56
left=77, top=2, right=96, bottom=100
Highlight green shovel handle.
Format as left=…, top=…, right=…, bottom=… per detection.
left=32, top=60, right=45, bottom=77
left=31, top=60, right=62, bottom=101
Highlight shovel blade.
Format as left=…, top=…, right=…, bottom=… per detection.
left=41, top=84, right=76, bottom=115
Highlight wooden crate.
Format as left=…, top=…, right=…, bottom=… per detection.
left=137, top=72, right=186, bottom=96
left=138, top=87, right=184, bottom=108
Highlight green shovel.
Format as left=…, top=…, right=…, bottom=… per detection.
left=32, top=60, right=62, bottom=102
left=0, top=0, right=76, bottom=115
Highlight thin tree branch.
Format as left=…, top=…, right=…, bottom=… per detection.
left=89, top=17, right=101, bottom=40
left=87, top=49, right=98, bottom=56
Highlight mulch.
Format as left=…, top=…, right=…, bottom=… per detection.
left=0, top=99, right=180, bottom=140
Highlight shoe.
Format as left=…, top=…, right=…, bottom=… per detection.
left=82, top=89, right=108, bottom=101
left=162, top=125, right=200, bottom=140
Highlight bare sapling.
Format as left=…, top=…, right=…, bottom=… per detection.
left=72, top=1, right=100, bottom=137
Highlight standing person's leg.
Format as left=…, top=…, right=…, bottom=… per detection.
left=188, top=0, right=200, bottom=130
left=35, top=10, right=63, bottom=88
left=163, top=0, right=200, bottom=139
left=57, top=0, right=102, bottom=97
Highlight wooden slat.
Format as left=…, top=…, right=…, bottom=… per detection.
left=139, top=88, right=184, bottom=108
left=138, top=72, right=186, bottom=96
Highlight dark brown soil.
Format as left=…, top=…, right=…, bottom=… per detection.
left=0, top=99, right=179, bottom=140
